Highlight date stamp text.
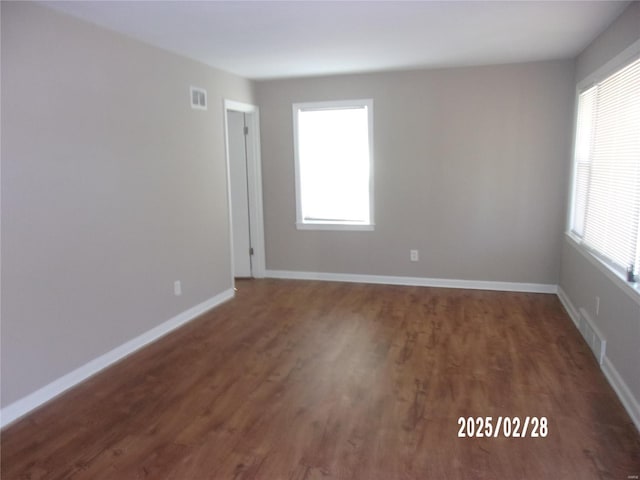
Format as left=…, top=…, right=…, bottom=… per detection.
left=457, top=416, right=548, bottom=438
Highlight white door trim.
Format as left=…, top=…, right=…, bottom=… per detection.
left=223, top=99, right=266, bottom=281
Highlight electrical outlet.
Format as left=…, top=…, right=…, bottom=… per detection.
left=410, top=250, right=419, bottom=262
left=174, top=280, right=182, bottom=296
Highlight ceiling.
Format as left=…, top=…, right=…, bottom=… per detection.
left=42, top=1, right=631, bottom=80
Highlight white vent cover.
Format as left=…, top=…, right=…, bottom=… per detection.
left=190, top=86, right=207, bottom=110
left=578, top=308, right=606, bottom=365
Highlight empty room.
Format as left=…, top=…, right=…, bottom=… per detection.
left=1, top=1, right=640, bottom=478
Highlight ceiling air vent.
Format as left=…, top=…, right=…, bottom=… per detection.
left=190, top=86, right=207, bottom=110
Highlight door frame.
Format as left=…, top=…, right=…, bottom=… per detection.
left=223, top=99, right=266, bottom=282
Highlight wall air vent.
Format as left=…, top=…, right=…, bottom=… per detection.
left=578, top=308, right=606, bottom=365
left=190, top=86, right=207, bottom=110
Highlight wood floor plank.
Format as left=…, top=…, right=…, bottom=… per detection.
left=2, top=279, right=639, bottom=479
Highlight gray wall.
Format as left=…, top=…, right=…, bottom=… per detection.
left=575, top=1, right=640, bottom=84
left=0, top=2, right=254, bottom=407
left=257, top=61, right=575, bottom=284
left=560, top=2, right=640, bottom=415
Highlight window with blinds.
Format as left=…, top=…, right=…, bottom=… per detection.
left=570, top=56, right=640, bottom=281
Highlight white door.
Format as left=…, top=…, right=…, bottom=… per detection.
left=227, top=110, right=252, bottom=277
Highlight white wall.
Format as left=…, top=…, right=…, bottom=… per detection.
left=256, top=60, right=575, bottom=286
left=0, top=2, right=254, bottom=408
left=559, top=1, right=640, bottom=428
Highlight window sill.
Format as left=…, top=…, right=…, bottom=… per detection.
left=565, top=233, right=640, bottom=306
left=296, top=222, right=375, bottom=232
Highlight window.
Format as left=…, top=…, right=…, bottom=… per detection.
left=570, top=56, right=640, bottom=282
left=293, top=99, right=374, bottom=230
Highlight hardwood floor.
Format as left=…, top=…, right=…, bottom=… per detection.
left=2, top=279, right=639, bottom=479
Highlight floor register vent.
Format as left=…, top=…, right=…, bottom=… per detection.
left=578, top=308, right=606, bottom=366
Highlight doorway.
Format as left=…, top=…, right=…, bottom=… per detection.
left=224, top=100, right=265, bottom=282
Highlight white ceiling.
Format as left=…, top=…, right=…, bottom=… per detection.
left=42, top=1, right=631, bottom=80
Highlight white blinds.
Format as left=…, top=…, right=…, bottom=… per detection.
left=571, top=57, right=640, bottom=275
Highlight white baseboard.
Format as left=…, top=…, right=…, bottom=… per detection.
left=265, top=269, right=558, bottom=294
left=557, top=287, right=580, bottom=328
left=557, top=287, right=640, bottom=432
left=602, top=357, right=640, bottom=432
left=0, top=288, right=234, bottom=429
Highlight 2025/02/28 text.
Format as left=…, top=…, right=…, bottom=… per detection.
left=457, top=416, right=548, bottom=438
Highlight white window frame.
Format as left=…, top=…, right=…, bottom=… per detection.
left=292, top=99, right=375, bottom=231
left=566, top=38, right=640, bottom=301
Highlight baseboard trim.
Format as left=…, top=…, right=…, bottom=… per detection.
left=0, top=288, right=235, bottom=429
left=265, top=269, right=558, bottom=294
left=557, top=287, right=580, bottom=328
left=602, top=356, right=640, bottom=432
left=556, top=287, right=640, bottom=432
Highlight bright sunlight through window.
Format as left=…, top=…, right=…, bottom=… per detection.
left=293, top=99, right=374, bottom=230
left=570, top=56, right=640, bottom=283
